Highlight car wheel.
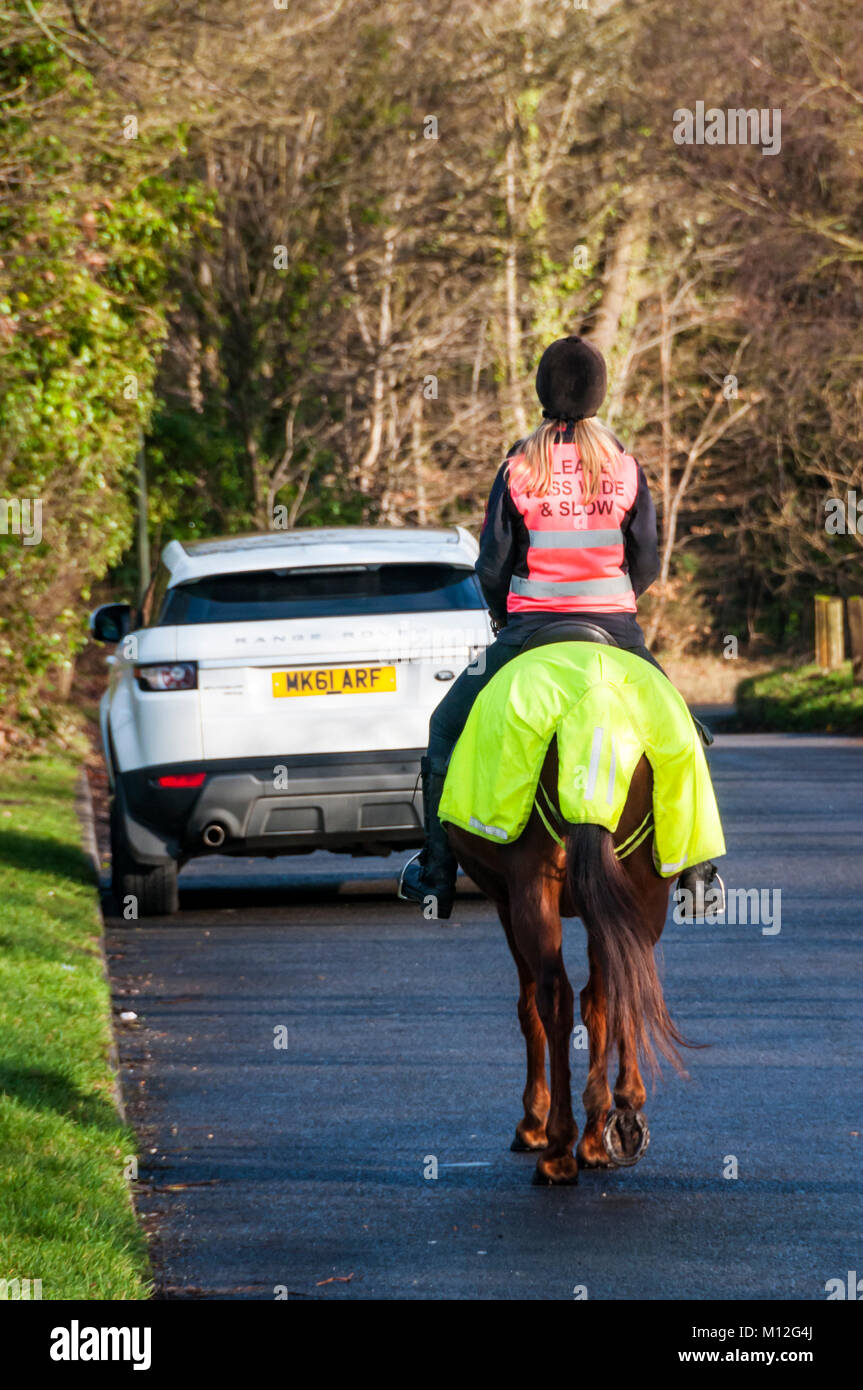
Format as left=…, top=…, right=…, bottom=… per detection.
left=110, top=801, right=179, bottom=917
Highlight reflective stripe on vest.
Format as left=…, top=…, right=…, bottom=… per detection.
left=510, top=574, right=633, bottom=599
left=527, top=528, right=624, bottom=549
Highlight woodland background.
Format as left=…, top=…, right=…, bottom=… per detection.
left=1, top=0, right=861, bottom=738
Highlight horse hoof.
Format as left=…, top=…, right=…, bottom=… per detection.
left=532, top=1155, right=579, bottom=1186
left=602, top=1109, right=650, bottom=1167
left=511, top=1128, right=548, bottom=1152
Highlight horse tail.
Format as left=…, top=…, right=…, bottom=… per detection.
left=565, top=823, right=690, bottom=1077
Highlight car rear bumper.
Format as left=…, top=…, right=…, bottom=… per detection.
left=116, top=750, right=425, bottom=862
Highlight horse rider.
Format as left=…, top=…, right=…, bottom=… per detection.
left=399, top=334, right=725, bottom=920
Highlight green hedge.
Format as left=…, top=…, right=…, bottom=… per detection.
left=736, top=661, right=863, bottom=734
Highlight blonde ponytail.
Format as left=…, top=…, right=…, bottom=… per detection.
left=506, top=416, right=620, bottom=504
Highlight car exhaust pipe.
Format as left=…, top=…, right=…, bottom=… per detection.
left=202, top=822, right=226, bottom=848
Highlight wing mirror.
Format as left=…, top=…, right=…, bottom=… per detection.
left=89, top=603, right=134, bottom=644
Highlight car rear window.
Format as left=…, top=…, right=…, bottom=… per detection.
left=153, top=563, right=486, bottom=625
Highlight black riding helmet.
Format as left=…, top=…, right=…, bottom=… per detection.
left=535, top=335, right=607, bottom=422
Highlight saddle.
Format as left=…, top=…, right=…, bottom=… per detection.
left=520, top=619, right=618, bottom=654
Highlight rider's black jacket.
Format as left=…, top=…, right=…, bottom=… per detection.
left=476, top=425, right=660, bottom=629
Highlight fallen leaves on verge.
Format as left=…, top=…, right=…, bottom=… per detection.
left=150, top=1179, right=222, bottom=1192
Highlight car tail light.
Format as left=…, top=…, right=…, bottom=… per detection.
left=157, top=772, right=206, bottom=789
left=134, top=662, right=198, bottom=692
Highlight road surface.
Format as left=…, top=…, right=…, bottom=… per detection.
left=104, top=733, right=863, bottom=1299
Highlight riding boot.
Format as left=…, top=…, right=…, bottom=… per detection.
left=398, top=756, right=458, bottom=919
left=674, top=861, right=726, bottom=921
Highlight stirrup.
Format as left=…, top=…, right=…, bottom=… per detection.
left=397, top=853, right=455, bottom=919
left=674, top=870, right=725, bottom=922
left=397, top=851, right=424, bottom=902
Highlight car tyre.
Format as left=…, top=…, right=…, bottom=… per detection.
left=110, top=800, right=179, bottom=917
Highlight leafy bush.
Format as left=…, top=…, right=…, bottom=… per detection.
left=736, top=663, right=863, bottom=734
left=0, top=32, right=209, bottom=734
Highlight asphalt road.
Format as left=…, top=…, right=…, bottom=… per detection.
left=104, top=732, right=863, bottom=1300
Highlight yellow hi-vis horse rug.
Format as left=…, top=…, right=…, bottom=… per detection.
left=438, top=642, right=725, bottom=877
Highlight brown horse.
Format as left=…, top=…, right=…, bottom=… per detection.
left=446, top=740, right=690, bottom=1185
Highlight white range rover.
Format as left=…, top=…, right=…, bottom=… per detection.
left=91, top=527, right=492, bottom=915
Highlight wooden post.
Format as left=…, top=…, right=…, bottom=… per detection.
left=814, top=595, right=828, bottom=668
left=814, top=595, right=845, bottom=670
left=848, top=597, right=863, bottom=683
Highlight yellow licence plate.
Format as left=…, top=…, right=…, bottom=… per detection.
left=272, top=665, right=397, bottom=698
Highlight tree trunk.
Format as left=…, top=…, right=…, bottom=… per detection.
left=644, top=290, right=674, bottom=647
left=412, top=393, right=428, bottom=525
left=503, top=99, right=528, bottom=439
left=590, top=211, right=645, bottom=361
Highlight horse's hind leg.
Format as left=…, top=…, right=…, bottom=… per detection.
left=576, top=944, right=614, bottom=1169
left=613, top=1019, right=647, bottom=1115
left=498, top=902, right=549, bottom=1152
left=600, top=1019, right=651, bottom=1167
left=603, top=870, right=669, bottom=1166
left=510, top=894, right=579, bottom=1186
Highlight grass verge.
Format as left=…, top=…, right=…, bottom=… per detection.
left=0, top=754, right=150, bottom=1299
left=736, top=661, right=863, bottom=734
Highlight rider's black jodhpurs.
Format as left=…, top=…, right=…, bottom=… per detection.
left=427, top=611, right=664, bottom=767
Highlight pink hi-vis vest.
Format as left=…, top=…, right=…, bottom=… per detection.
left=506, top=440, right=639, bottom=615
